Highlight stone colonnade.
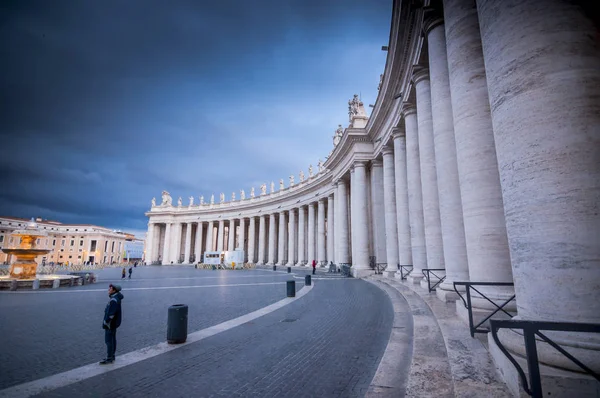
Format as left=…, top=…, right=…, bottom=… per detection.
left=146, top=0, right=599, bottom=379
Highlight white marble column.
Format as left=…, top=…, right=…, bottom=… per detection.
left=326, top=194, right=334, bottom=264
left=238, top=218, right=245, bottom=254
left=350, top=168, right=356, bottom=264
left=412, top=68, right=444, bottom=281
left=194, top=222, right=203, bottom=263
left=227, top=219, right=235, bottom=251
left=478, top=0, right=600, bottom=372
left=287, top=209, right=296, bottom=266
left=296, top=207, right=306, bottom=265
left=267, top=213, right=277, bottom=265
left=145, top=223, right=155, bottom=263
left=163, top=223, right=172, bottom=264
left=370, top=160, right=386, bottom=264
left=183, top=222, right=193, bottom=264
left=307, top=203, right=316, bottom=265
left=443, top=0, right=512, bottom=295
left=424, top=16, right=469, bottom=300
left=403, top=104, right=427, bottom=274
left=351, top=162, right=371, bottom=276
left=336, top=179, right=350, bottom=264
left=257, top=215, right=266, bottom=265
left=393, top=130, right=413, bottom=267
left=247, top=217, right=256, bottom=263
left=277, top=212, right=286, bottom=265
left=317, top=199, right=326, bottom=265
left=172, top=223, right=182, bottom=264
left=382, top=148, right=400, bottom=275
left=205, top=221, right=214, bottom=253
left=217, top=220, right=225, bottom=252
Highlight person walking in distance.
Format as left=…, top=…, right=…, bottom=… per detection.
left=128, top=266, right=132, bottom=279
left=121, top=267, right=126, bottom=279
left=312, top=259, right=316, bottom=275
left=100, top=284, right=124, bottom=365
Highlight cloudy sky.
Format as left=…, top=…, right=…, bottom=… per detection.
left=0, top=0, right=391, bottom=236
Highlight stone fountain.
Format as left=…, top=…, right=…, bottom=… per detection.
left=0, top=218, right=82, bottom=290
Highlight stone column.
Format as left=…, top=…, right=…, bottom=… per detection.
left=296, top=206, right=306, bottom=265
left=227, top=219, right=235, bottom=251
left=287, top=209, right=296, bottom=266
left=277, top=212, right=286, bottom=265
left=247, top=217, right=256, bottom=263
left=327, top=194, right=334, bottom=264
left=145, top=222, right=155, bottom=263
left=443, top=0, right=512, bottom=296
left=477, top=0, right=600, bottom=373
left=307, top=203, right=316, bottom=265
left=317, top=199, right=326, bottom=265
left=393, top=130, right=413, bottom=267
left=350, top=168, right=356, bottom=264
left=194, top=222, right=203, bottom=263
left=163, top=223, right=172, bottom=264
left=382, top=147, right=400, bottom=276
left=337, top=180, right=350, bottom=264
left=424, top=16, right=469, bottom=300
left=267, top=213, right=277, bottom=265
left=205, top=221, right=214, bottom=252
left=238, top=218, right=246, bottom=256
left=403, top=104, right=427, bottom=275
left=171, top=223, right=182, bottom=264
left=351, top=162, right=371, bottom=276
left=412, top=68, right=444, bottom=283
left=183, top=222, right=193, bottom=264
left=370, top=160, right=386, bottom=264
left=217, top=220, right=224, bottom=252
left=257, top=215, right=266, bottom=265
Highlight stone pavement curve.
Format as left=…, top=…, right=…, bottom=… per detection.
left=0, top=266, right=401, bottom=398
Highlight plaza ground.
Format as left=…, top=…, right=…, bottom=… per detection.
left=0, top=266, right=397, bottom=397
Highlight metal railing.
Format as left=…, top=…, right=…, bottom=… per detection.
left=422, top=268, right=446, bottom=292
left=397, top=264, right=413, bottom=280
left=374, top=263, right=387, bottom=275
left=490, top=319, right=600, bottom=398
left=453, top=282, right=516, bottom=337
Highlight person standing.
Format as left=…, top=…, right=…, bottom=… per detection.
left=128, top=267, right=132, bottom=279
left=100, top=284, right=124, bottom=365
left=312, top=259, right=316, bottom=275
left=121, top=267, right=126, bottom=279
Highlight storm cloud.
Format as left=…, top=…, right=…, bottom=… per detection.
left=0, top=0, right=390, bottom=235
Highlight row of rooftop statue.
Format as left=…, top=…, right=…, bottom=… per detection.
left=151, top=94, right=365, bottom=208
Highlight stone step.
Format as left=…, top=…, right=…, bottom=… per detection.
left=371, top=275, right=512, bottom=397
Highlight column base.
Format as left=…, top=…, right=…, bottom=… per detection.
left=383, top=270, right=396, bottom=278
left=266, top=262, right=274, bottom=266
left=286, top=262, right=295, bottom=267
left=256, top=262, right=265, bottom=266
left=488, top=332, right=600, bottom=397
left=436, top=285, right=460, bottom=302
left=296, top=262, right=306, bottom=267
left=351, top=268, right=374, bottom=278
left=406, top=274, right=424, bottom=284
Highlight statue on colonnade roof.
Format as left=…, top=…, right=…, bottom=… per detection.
left=200, top=195, right=204, bottom=205
left=210, top=194, right=214, bottom=205
left=308, top=164, right=314, bottom=178
left=240, top=189, right=245, bottom=200
left=161, top=190, right=172, bottom=206
left=250, top=187, right=255, bottom=198
left=289, top=175, right=295, bottom=187
left=270, top=181, right=275, bottom=193
left=260, top=184, right=267, bottom=196
left=318, top=159, right=324, bottom=173
left=177, top=197, right=182, bottom=207
left=151, top=197, right=156, bottom=207
left=188, top=196, right=194, bottom=207
left=279, top=179, right=284, bottom=190
left=232, top=192, right=236, bottom=201
left=348, top=94, right=361, bottom=122
left=333, top=124, right=344, bottom=147
left=299, top=170, right=305, bottom=182
left=220, top=193, right=225, bottom=203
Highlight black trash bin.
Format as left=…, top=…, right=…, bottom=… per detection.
left=273, top=265, right=277, bottom=271
left=287, top=267, right=291, bottom=273
left=167, top=304, right=188, bottom=344
left=286, top=280, right=296, bottom=297
left=305, top=275, right=311, bottom=286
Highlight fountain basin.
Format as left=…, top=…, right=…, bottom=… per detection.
left=0, top=274, right=82, bottom=290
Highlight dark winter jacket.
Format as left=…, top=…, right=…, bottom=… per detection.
left=103, top=292, right=124, bottom=330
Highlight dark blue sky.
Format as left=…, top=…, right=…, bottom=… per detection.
left=0, top=0, right=391, bottom=236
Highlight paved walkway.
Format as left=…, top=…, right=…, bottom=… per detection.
left=0, top=266, right=399, bottom=398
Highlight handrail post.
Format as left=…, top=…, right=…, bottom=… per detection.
left=466, top=285, right=475, bottom=338
left=523, top=327, right=543, bottom=398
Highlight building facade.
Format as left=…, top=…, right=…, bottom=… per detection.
left=0, top=216, right=137, bottom=265
left=146, top=0, right=599, bottom=392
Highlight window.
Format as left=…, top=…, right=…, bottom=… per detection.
left=104, top=241, right=108, bottom=251
left=9, top=237, right=13, bottom=244
left=111, top=241, right=115, bottom=252
left=79, top=240, right=83, bottom=246
left=75, top=229, right=78, bottom=231
left=90, top=240, right=97, bottom=251
left=118, top=242, right=122, bottom=252
left=0, top=236, right=3, bottom=243
left=36, top=239, right=40, bottom=245
left=61, top=240, right=65, bottom=247
left=66, top=229, right=69, bottom=231
left=52, top=239, right=56, bottom=246
left=70, top=240, right=74, bottom=246
left=68, top=255, right=72, bottom=259
left=78, top=248, right=82, bottom=252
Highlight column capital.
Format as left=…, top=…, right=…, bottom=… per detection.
left=401, top=102, right=417, bottom=117
left=392, top=127, right=406, bottom=139
left=382, top=146, right=394, bottom=156
left=318, top=197, right=326, bottom=204
left=371, top=159, right=383, bottom=168
left=353, top=161, right=368, bottom=169
left=423, top=13, right=444, bottom=36
left=412, top=67, right=430, bottom=85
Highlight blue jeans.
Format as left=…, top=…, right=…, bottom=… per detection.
left=105, top=329, right=117, bottom=360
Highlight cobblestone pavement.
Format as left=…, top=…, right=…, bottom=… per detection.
left=1, top=267, right=397, bottom=398
left=0, top=267, right=295, bottom=389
